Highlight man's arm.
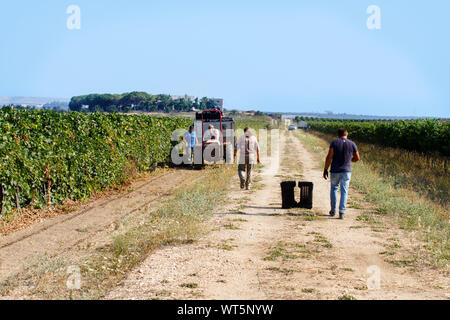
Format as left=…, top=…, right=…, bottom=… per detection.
left=323, top=148, right=334, bottom=180
left=352, top=143, right=360, bottom=163
left=234, top=136, right=241, bottom=163
left=324, top=148, right=334, bottom=171
left=352, top=151, right=360, bottom=163
left=255, top=138, right=261, bottom=164
left=203, top=131, right=209, bottom=142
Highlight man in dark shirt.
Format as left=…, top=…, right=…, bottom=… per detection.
left=323, top=128, right=360, bottom=219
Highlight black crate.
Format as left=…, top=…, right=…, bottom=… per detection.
left=280, top=181, right=297, bottom=209
left=298, top=182, right=314, bottom=209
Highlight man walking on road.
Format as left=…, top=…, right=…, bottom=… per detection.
left=323, top=128, right=360, bottom=219
left=235, top=127, right=261, bottom=190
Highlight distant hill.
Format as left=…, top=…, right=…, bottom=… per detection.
left=0, top=96, right=69, bottom=108
left=274, top=112, right=431, bottom=121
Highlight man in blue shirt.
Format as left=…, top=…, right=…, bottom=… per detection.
left=323, top=128, right=360, bottom=219
left=183, top=125, right=198, bottom=164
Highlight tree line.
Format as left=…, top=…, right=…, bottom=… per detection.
left=69, top=92, right=220, bottom=113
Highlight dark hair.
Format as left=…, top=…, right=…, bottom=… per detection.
left=244, top=127, right=250, bottom=133
left=338, top=128, right=348, bottom=137
left=189, top=125, right=194, bottom=131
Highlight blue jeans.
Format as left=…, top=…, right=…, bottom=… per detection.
left=330, top=172, right=352, bottom=214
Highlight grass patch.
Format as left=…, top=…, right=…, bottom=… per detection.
left=349, top=225, right=365, bottom=229
left=218, top=240, right=238, bottom=251
left=224, top=223, right=240, bottom=230
left=232, top=218, right=248, bottom=223
left=338, top=295, right=357, bottom=300
left=180, top=283, right=198, bottom=289
left=385, top=259, right=415, bottom=267
left=348, top=201, right=365, bottom=210
left=354, top=285, right=368, bottom=291
left=312, top=233, right=333, bottom=249
left=155, top=290, right=172, bottom=297
left=264, top=242, right=298, bottom=261
left=357, top=213, right=381, bottom=225
left=302, top=288, right=317, bottom=293
left=266, top=267, right=297, bottom=275
left=300, top=213, right=319, bottom=221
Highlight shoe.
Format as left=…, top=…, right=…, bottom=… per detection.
left=339, top=213, right=345, bottom=220
left=240, top=183, right=245, bottom=190
left=329, top=211, right=336, bottom=217
left=245, top=185, right=251, bottom=191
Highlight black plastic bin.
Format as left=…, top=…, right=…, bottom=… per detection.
left=298, top=182, right=314, bottom=209
left=281, top=181, right=297, bottom=209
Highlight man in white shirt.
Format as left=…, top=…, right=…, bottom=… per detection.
left=203, top=125, right=221, bottom=143
left=234, top=127, right=261, bottom=190
left=203, top=125, right=221, bottom=163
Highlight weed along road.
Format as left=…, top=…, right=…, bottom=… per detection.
left=107, top=130, right=448, bottom=300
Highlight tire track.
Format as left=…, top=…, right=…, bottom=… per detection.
left=0, top=171, right=172, bottom=250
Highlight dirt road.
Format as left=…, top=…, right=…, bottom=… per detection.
left=108, top=131, right=448, bottom=300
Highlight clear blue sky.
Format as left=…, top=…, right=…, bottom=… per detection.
left=0, top=0, right=449, bottom=117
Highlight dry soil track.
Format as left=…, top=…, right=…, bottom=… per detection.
left=108, top=131, right=448, bottom=300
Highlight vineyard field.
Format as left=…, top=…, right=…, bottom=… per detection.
left=307, top=119, right=450, bottom=157
left=0, top=107, right=191, bottom=215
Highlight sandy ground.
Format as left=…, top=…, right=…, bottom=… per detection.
left=107, top=131, right=449, bottom=300
left=0, top=168, right=203, bottom=285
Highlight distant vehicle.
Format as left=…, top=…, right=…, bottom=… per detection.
left=288, top=124, right=297, bottom=131
left=297, top=121, right=308, bottom=129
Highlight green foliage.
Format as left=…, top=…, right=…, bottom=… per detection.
left=69, top=92, right=218, bottom=113
left=0, top=107, right=191, bottom=215
left=307, top=119, right=450, bottom=156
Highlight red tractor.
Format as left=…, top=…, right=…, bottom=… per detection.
left=193, top=109, right=236, bottom=167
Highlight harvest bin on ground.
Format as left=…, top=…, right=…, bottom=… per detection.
left=280, top=181, right=314, bottom=210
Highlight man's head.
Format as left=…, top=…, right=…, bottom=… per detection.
left=189, top=125, right=194, bottom=133
left=244, top=127, right=251, bottom=137
left=208, top=125, right=215, bottom=130
left=338, top=128, right=348, bottom=138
